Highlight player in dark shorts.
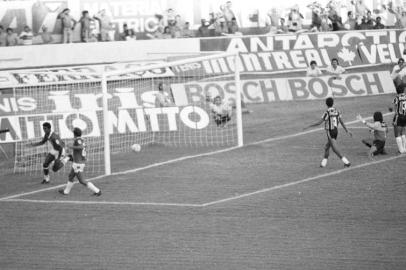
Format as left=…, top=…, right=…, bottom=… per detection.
left=29, top=122, right=68, bottom=184
left=59, top=127, right=101, bottom=196
left=304, top=97, right=352, bottom=168
left=357, top=112, right=388, bottom=158
left=392, top=87, right=406, bottom=153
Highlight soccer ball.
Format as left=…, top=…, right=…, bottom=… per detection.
left=131, top=144, right=141, bottom=152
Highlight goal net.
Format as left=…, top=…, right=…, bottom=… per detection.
left=1, top=52, right=243, bottom=178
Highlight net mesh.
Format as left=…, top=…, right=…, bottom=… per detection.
left=2, top=53, right=241, bottom=177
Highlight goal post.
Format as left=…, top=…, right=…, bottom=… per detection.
left=4, top=52, right=243, bottom=177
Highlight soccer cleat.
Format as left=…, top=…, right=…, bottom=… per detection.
left=93, top=190, right=102, bottom=196
left=344, top=163, right=351, bottom=168
left=41, top=175, right=50, bottom=184
left=58, top=189, right=67, bottom=195
left=320, top=158, right=328, bottom=168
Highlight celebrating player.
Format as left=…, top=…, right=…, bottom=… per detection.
left=210, top=95, right=233, bottom=127
left=28, top=122, right=68, bottom=184
left=304, top=97, right=352, bottom=168
left=59, top=127, right=101, bottom=196
left=357, top=112, right=388, bottom=158
left=392, top=87, right=406, bottom=153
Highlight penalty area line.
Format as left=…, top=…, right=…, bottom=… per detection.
left=201, top=154, right=404, bottom=207
left=0, top=112, right=393, bottom=203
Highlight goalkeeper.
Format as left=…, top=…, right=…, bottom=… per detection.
left=357, top=111, right=388, bottom=158
left=209, top=95, right=233, bottom=127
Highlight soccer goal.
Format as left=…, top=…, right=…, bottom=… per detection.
left=5, top=52, right=243, bottom=177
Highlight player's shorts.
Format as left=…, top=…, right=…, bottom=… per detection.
left=72, top=163, right=85, bottom=173
left=326, top=128, right=338, bottom=140
left=394, top=114, right=406, bottom=127
left=372, top=140, right=386, bottom=155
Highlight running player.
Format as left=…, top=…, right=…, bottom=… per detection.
left=28, top=122, right=68, bottom=184
left=59, top=127, right=101, bottom=196
left=357, top=111, right=388, bottom=158
left=304, top=97, right=352, bottom=167
left=392, top=87, right=406, bottom=153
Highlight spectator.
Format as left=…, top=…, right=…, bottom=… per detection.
left=356, top=17, right=370, bottom=30
left=40, top=26, right=53, bottom=44
left=94, top=9, right=112, bottom=41
left=57, top=8, right=76, bottom=43
left=166, top=8, right=176, bottom=26
left=162, top=26, right=172, bottom=39
left=287, top=6, right=304, bottom=32
left=88, top=32, right=98, bottom=42
left=329, top=14, right=343, bottom=31
left=344, top=11, right=356, bottom=30
left=222, top=1, right=237, bottom=26
left=308, top=5, right=322, bottom=31
left=320, top=13, right=331, bottom=31
left=0, top=25, right=7, bottom=46
left=197, top=19, right=211, bottom=37
left=181, top=22, right=194, bottom=38
left=381, top=3, right=397, bottom=29
left=19, top=25, right=33, bottom=45
left=79, top=10, right=93, bottom=42
left=228, top=17, right=239, bottom=34
left=399, top=11, right=406, bottom=28
left=391, top=58, right=406, bottom=87
left=277, top=18, right=289, bottom=33
left=352, top=0, right=369, bottom=17
left=326, top=58, right=346, bottom=79
left=214, top=18, right=228, bottom=35
left=5, top=28, right=18, bottom=46
left=265, top=8, right=280, bottom=33
left=120, top=23, right=136, bottom=40
left=306, top=60, right=323, bottom=77
left=170, top=15, right=182, bottom=38
left=365, top=11, right=375, bottom=28
left=374, top=16, right=385, bottom=29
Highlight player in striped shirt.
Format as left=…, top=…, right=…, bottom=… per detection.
left=59, top=127, right=101, bottom=196
left=29, top=122, right=69, bottom=184
left=357, top=111, right=388, bottom=158
left=392, top=87, right=406, bottom=153
left=304, top=97, right=352, bottom=167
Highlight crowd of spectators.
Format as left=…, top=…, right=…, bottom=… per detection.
left=1, top=0, right=406, bottom=46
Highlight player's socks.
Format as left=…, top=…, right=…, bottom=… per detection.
left=402, top=135, right=406, bottom=150
left=320, top=158, right=328, bottom=167
left=396, top=137, right=405, bottom=153
left=41, top=174, right=50, bottom=184
left=63, top=181, right=74, bottom=194
left=86, top=182, right=100, bottom=194
left=341, top=157, right=350, bottom=166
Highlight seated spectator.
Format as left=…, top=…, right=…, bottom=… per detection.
left=40, top=26, right=53, bottom=44
left=0, top=25, right=7, bottom=46
left=326, top=58, right=346, bottom=79
left=120, top=23, right=136, bottom=40
left=5, top=28, right=19, bottom=46
left=79, top=10, right=93, bottom=42
left=19, top=25, right=33, bottom=45
left=306, top=60, right=323, bottom=77
left=181, top=22, right=194, bottom=38
left=374, top=16, right=385, bottom=29
left=197, top=19, right=211, bottom=37
left=344, top=11, right=356, bottom=30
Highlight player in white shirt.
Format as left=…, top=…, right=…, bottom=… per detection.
left=325, top=58, right=346, bottom=79
left=306, top=60, right=323, bottom=77
left=391, top=58, right=406, bottom=87
left=210, top=96, right=232, bottom=127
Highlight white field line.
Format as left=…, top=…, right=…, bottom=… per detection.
left=0, top=112, right=393, bottom=204
left=201, top=154, right=404, bottom=207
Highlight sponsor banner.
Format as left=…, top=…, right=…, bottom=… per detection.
left=171, top=71, right=395, bottom=105
left=0, top=87, right=211, bottom=143
left=199, top=30, right=406, bottom=72
left=0, top=61, right=174, bottom=88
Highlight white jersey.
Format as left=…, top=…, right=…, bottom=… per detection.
left=210, top=102, right=232, bottom=116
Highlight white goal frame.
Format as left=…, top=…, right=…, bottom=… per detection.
left=101, top=52, right=243, bottom=176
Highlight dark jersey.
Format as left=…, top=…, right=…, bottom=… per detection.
left=40, top=132, right=64, bottom=153
left=72, top=137, right=86, bottom=163
left=393, top=93, right=406, bottom=116
left=322, top=107, right=341, bottom=131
